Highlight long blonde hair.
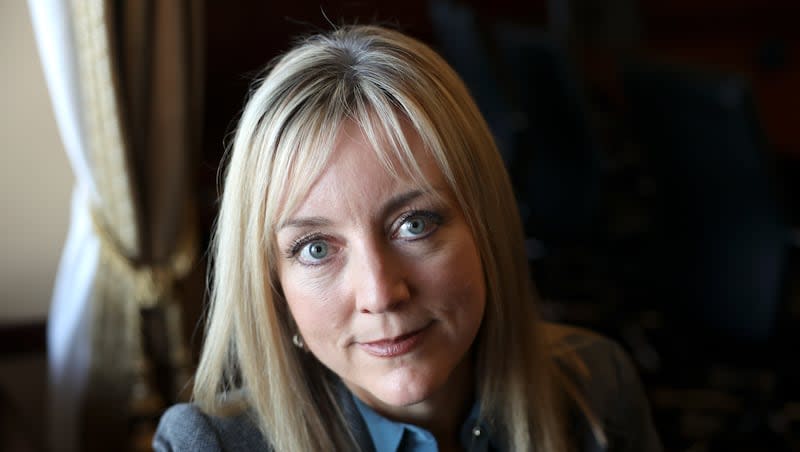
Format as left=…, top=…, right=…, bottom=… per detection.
left=194, top=25, right=593, bottom=451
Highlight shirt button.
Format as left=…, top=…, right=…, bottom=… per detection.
left=472, top=426, right=482, bottom=437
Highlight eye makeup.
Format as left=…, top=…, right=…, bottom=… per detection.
left=279, top=196, right=454, bottom=267
left=390, top=209, right=444, bottom=240
left=285, top=232, right=331, bottom=259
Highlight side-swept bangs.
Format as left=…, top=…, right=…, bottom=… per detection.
left=255, top=25, right=507, bottom=278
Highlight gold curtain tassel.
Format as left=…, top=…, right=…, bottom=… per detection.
left=90, top=208, right=193, bottom=308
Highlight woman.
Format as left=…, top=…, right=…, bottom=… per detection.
left=155, top=25, right=661, bottom=451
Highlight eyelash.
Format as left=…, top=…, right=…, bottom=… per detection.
left=283, top=208, right=446, bottom=264
left=286, top=232, right=329, bottom=259
left=392, top=209, right=443, bottom=239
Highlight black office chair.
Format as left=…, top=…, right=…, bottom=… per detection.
left=428, top=0, right=604, bottom=243
left=427, top=0, right=519, bottom=166
left=489, top=23, right=603, bottom=248
left=624, top=63, right=799, bottom=451
left=625, top=64, right=792, bottom=351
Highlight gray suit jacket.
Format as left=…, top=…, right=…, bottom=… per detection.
left=153, top=324, right=662, bottom=451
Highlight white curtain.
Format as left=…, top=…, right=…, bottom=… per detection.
left=28, top=2, right=100, bottom=452
left=29, top=1, right=203, bottom=450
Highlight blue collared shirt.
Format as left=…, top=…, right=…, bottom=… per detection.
left=352, top=394, right=497, bottom=452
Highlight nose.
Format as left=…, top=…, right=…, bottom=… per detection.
left=350, top=240, right=411, bottom=314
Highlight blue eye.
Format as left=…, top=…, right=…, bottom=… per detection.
left=301, top=241, right=329, bottom=261
left=401, top=217, right=427, bottom=236
left=395, top=211, right=441, bottom=239
left=286, top=233, right=338, bottom=267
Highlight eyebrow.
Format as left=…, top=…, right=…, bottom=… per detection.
left=379, top=189, right=428, bottom=220
left=277, top=188, right=436, bottom=232
left=278, top=216, right=332, bottom=231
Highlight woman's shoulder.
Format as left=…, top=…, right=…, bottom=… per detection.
left=543, top=322, right=663, bottom=451
left=544, top=323, right=638, bottom=407
left=153, top=402, right=270, bottom=451
left=543, top=322, right=630, bottom=375
left=544, top=322, right=640, bottom=376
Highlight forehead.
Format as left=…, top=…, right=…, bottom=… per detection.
left=335, top=120, right=439, bottom=182
left=275, top=118, right=445, bottom=224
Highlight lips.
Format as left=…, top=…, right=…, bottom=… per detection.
left=357, top=323, right=431, bottom=358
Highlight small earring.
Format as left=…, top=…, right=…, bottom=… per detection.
left=292, top=333, right=305, bottom=349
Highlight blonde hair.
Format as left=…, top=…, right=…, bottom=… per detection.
left=194, top=25, right=596, bottom=451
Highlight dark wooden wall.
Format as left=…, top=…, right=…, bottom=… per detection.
left=199, top=1, right=799, bottom=237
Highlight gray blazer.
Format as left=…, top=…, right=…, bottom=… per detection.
left=153, top=324, right=662, bottom=451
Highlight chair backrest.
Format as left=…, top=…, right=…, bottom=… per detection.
left=428, top=0, right=602, bottom=247
left=490, top=23, right=602, bottom=245
left=427, top=0, right=517, bottom=163
left=624, top=64, right=790, bottom=346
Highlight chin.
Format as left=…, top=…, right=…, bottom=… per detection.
left=369, top=367, right=447, bottom=407
left=374, top=388, right=432, bottom=408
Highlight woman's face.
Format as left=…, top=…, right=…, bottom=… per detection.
left=276, top=121, right=486, bottom=410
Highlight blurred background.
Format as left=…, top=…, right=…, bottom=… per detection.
left=3, top=0, right=799, bottom=451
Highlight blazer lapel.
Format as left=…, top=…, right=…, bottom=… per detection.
left=334, top=381, right=377, bottom=452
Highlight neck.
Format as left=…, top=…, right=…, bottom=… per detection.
left=366, top=355, right=475, bottom=447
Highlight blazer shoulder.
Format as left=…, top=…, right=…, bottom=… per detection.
left=153, top=404, right=221, bottom=452
left=544, top=323, right=627, bottom=377
left=154, top=403, right=270, bottom=452
left=544, top=323, right=663, bottom=452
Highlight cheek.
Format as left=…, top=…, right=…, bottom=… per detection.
left=421, top=233, right=486, bottom=312
left=281, top=273, right=350, bottom=343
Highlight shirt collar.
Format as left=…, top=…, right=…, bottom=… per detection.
left=353, top=395, right=406, bottom=452
left=351, top=393, right=495, bottom=452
